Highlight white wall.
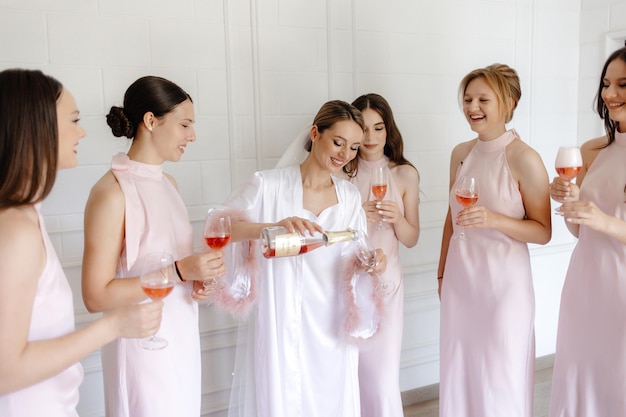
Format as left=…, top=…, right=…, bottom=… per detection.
left=3, top=0, right=621, bottom=415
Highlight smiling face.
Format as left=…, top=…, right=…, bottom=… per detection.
left=310, top=120, right=363, bottom=173
left=359, top=108, right=387, bottom=160
left=57, top=88, right=86, bottom=170
left=149, top=99, right=196, bottom=162
left=601, top=57, right=626, bottom=130
left=463, top=76, right=508, bottom=141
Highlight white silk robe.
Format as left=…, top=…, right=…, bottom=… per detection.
left=226, top=166, right=368, bottom=417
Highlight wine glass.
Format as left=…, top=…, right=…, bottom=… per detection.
left=454, top=176, right=479, bottom=241
left=353, top=235, right=395, bottom=296
left=203, top=206, right=231, bottom=291
left=139, top=252, right=176, bottom=350
left=555, top=146, right=582, bottom=181
left=371, top=166, right=389, bottom=230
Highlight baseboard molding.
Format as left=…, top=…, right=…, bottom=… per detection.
left=401, top=353, right=555, bottom=406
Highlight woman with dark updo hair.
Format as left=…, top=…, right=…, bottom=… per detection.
left=81, top=76, right=226, bottom=417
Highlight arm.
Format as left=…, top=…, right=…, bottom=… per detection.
left=0, top=207, right=162, bottom=394
left=550, top=137, right=603, bottom=238
left=556, top=137, right=626, bottom=244
left=82, top=173, right=146, bottom=312
left=437, top=143, right=468, bottom=298
left=389, top=164, right=421, bottom=248
left=457, top=141, right=552, bottom=244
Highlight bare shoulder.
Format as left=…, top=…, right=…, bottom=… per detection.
left=581, top=136, right=607, bottom=163
left=507, top=138, right=544, bottom=168
left=0, top=206, right=45, bottom=282
left=85, top=171, right=124, bottom=213
left=389, top=163, right=420, bottom=195
left=391, top=163, right=419, bottom=183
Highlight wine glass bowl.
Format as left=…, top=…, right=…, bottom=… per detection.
left=139, top=252, right=176, bottom=350
left=555, top=146, right=582, bottom=181
left=203, top=207, right=231, bottom=290
left=371, top=167, right=389, bottom=230
left=454, top=176, right=479, bottom=240
left=353, top=236, right=395, bottom=296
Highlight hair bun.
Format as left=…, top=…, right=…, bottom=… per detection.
left=106, top=106, right=134, bottom=138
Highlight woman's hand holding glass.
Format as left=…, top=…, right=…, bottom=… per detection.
left=202, top=207, right=231, bottom=291
left=354, top=235, right=391, bottom=295
left=139, top=252, right=177, bottom=350
left=454, top=176, right=480, bottom=240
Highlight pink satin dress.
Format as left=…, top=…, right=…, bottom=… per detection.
left=549, top=130, right=626, bottom=417
left=101, top=153, right=201, bottom=417
left=351, top=156, right=405, bottom=417
left=0, top=204, right=83, bottom=417
left=440, top=130, right=535, bottom=417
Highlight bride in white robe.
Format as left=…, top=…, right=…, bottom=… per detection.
left=224, top=100, right=386, bottom=417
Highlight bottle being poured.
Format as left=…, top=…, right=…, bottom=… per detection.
left=261, top=226, right=362, bottom=258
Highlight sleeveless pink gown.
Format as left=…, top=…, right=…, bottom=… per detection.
left=549, top=130, right=626, bottom=416
left=351, top=156, right=405, bottom=417
left=101, top=153, right=201, bottom=417
left=0, top=204, right=83, bottom=417
left=440, top=130, right=535, bottom=417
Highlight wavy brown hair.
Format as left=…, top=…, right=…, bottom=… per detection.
left=0, top=69, right=63, bottom=209
left=304, top=100, right=364, bottom=176
left=350, top=93, right=415, bottom=178
left=596, top=47, right=626, bottom=147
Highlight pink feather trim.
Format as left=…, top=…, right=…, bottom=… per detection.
left=341, top=254, right=385, bottom=341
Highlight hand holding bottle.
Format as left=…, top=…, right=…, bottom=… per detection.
left=276, top=216, right=323, bottom=236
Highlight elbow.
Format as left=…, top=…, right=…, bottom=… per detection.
left=533, top=228, right=552, bottom=245
left=401, top=229, right=420, bottom=249
left=82, top=290, right=105, bottom=313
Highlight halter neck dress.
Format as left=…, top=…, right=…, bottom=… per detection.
left=350, top=156, right=405, bottom=417
left=0, top=204, right=83, bottom=417
left=101, top=153, right=201, bottom=417
left=440, top=130, right=535, bottom=417
left=549, top=130, right=626, bottom=416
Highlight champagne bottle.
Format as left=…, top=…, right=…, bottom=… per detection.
left=261, top=226, right=362, bottom=258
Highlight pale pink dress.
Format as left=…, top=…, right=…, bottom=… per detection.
left=0, top=204, right=83, bottom=417
left=549, top=130, right=626, bottom=417
left=351, top=156, right=405, bottom=417
left=101, top=153, right=201, bottom=417
left=440, top=130, right=535, bottom=417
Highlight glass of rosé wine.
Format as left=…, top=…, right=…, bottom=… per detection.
left=139, top=252, right=176, bottom=350
left=202, top=206, right=231, bottom=291
left=555, top=146, right=582, bottom=181
left=454, top=176, right=479, bottom=240
left=371, top=166, right=389, bottom=230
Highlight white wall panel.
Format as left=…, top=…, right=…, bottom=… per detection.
left=0, top=0, right=593, bottom=414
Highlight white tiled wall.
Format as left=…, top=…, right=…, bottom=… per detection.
left=3, top=0, right=624, bottom=415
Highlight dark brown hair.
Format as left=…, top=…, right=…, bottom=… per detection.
left=0, top=69, right=63, bottom=209
left=106, top=76, right=192, bottom=139
left=351, top=93, right=415, bottom=175
left=596, top=47, right=626, bottom=147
